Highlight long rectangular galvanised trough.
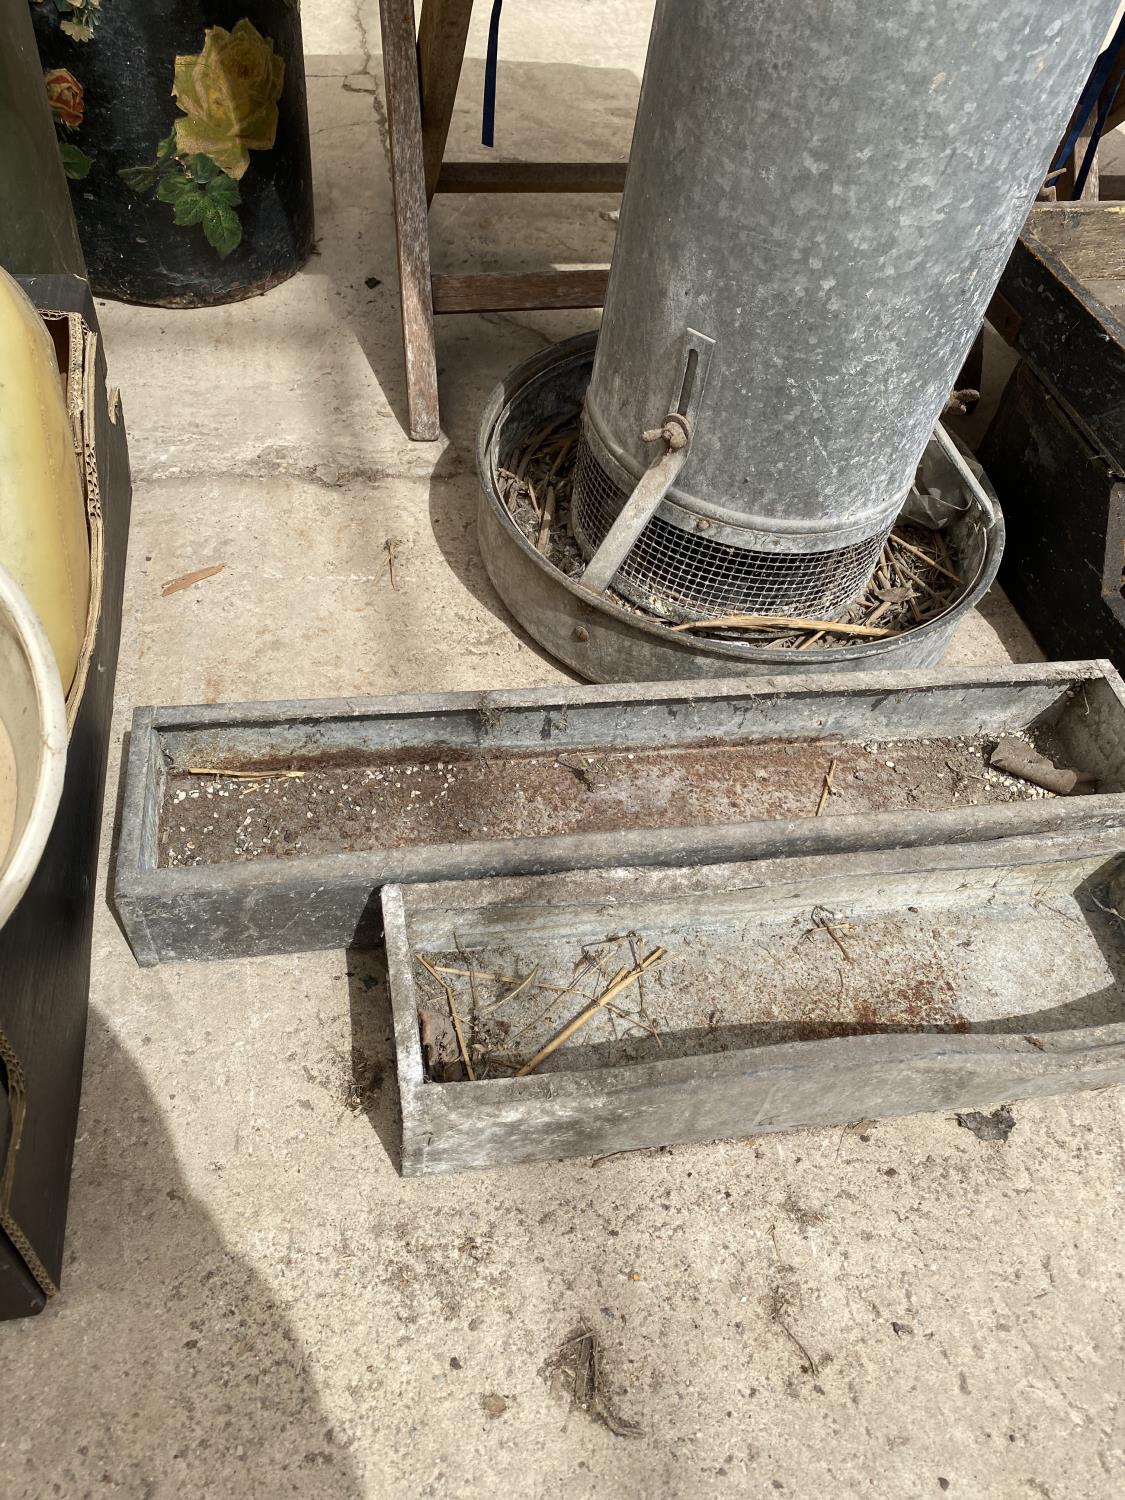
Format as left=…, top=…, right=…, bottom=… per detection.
left=384, top=830, right=1125, bottom=1175
left=114, top=661, right=1125, bottom=965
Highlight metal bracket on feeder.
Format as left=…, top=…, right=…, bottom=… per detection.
left=579, top=328, right=715, bottom=598
left=931, top=419, right=1000, bottom=527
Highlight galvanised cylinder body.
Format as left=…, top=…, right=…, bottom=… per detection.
left=577, top=0, right=1114, bottom=615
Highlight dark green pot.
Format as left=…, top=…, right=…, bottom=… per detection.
left=31, top=0, right=314, bottom=306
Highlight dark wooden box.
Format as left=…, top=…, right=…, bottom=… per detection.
left=993, top=204, right=1125, bottom=471
left=981, top=361, right=1125, bottom=670
left=984, top=204, right=1125, bottom=670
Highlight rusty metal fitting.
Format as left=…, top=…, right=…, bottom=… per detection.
left=641, top=411, right=692, bottom=452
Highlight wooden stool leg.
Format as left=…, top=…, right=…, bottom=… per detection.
left=955, top=328, right=984, bottom=407
left=419, top=0, right=475, bottom=203
left=379, top=0, right=441, bottom=440
left=1057, top=119, right=1100, bottom=201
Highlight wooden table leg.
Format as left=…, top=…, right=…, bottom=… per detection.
left=418, top=0, right=475, bottom=203
left=379, top=0, right=441, bottom=440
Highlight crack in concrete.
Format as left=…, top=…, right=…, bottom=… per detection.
left=308, top=120, right=372, bottom=137
left=351, top=0, right=390, bottom=160
left=369, top=74, right=391, bottom=163
left=353, top=0, right=374, bottom=75
left=479, top=310, right=556, bottom=348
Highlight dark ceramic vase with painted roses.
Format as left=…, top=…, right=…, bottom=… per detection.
left=30, top=0, right=314, bottom=305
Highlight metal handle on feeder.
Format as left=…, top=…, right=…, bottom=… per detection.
left=579, top=414, right=691, bottom=597
left=931, top=420, right=999, bottom=528
left=579, top=329, right=714, bottom=598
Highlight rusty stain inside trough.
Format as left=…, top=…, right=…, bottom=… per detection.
left=160, top=730, right=1062, bottom=868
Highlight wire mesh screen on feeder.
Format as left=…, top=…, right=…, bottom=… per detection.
left=571, top=434, right=891, bottom=621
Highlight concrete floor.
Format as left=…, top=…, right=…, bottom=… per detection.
left=3, top=4, right=1125, bottom=1497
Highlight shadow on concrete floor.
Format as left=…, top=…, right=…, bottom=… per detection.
left=345, top=945, right=402, bottom=1173
left=10, top=1009, right=364, bottom=1495
left=425, top=436, right=579, bottom=676
left=974, top=584, right=1045, bottom=662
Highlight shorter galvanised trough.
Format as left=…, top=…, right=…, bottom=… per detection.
left=115, top=660, right=1125, bottom=966
left=384, top=830, right=1125, bottom=1175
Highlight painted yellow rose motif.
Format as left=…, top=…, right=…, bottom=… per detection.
left=172, top=18, right=285, bottom=181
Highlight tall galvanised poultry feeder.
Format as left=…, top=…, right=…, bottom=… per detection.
left=478, top=0, right=1118, bottom=681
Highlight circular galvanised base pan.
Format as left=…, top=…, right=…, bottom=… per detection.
left=476, top=332, right=1005, bottom=684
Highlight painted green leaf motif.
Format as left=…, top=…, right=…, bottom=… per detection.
left=172, top=189, right=208, bottom=226
left=156, top=131, right=178, bottom=163
left=202, top=200, right=242, bottom=258
left=205, top=173, right=241, bottom=207
left=59, top=143, right=93, bottom=180
left=118, top=164, right=159, bottom=193
left=190, top=154, right=220, bottom=184
left=155, top=172, right=197, bottom=205
left=51, top=0, right=101, bottom=43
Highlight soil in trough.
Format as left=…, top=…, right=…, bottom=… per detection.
left=160, top=726, right=1065, bottom=868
